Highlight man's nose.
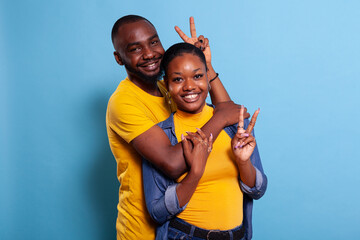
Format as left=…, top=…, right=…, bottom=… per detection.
left=143, top=46, right=155, bottom=59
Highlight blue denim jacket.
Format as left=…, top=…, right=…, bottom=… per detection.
left=142, top=111, right=268, bottom=240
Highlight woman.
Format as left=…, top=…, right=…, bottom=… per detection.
left=142, top=42, right=267, bottom=240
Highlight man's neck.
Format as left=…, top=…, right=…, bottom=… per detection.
left=128, top=76, right=162, bottom=97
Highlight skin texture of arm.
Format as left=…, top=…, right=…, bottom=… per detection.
left=133, top=17, right=249, bottom=179
left=131, top=103, right=239, bottom=179
left=176, top=130, right=212, bottom=207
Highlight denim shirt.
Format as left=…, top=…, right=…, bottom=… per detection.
left=142, top=110, right=268, bottom=240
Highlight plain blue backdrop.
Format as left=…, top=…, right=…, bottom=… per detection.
left=1, top=0, right=360, bottom=239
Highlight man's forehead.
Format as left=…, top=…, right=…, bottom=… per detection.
left=116, top=20, right=158, bottom=45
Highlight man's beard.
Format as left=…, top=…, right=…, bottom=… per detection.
left=124, top=62, right=164, bottom=84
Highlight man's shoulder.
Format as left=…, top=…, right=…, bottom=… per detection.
left=108, top=78, right=141, bottom=106
left=111, top=77, right=136, bottom=96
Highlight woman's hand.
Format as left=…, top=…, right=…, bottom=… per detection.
left=181, top=128, right=213, bottom=178
left=176, top=129, right=213, bottom=207
left=231, top=105, right=260, bottom=165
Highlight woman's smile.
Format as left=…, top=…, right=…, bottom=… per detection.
left=165, top=53, right=209, bottom=114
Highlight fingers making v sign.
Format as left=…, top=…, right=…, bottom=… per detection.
left=175, top=16, right=211, bottom=63
left=231, top=105, right=260, bottom=164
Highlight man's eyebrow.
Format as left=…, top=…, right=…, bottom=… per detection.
left=126, top=34, right=159, bottom=48
left=148, top=34, right=159, bottom=40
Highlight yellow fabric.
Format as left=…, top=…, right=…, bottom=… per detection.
left=174, top=105, right=243, bottom=230
left=106, top=77, right=175, bottom=240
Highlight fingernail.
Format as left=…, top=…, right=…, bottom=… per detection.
left=234, top=142, right=240, bottom=149
left=181, top=134, right=185, bottom=140
left=196, top=128, right=200, bottom=131
left=239, top=144, right=243, bottom=148
left=210, top=133, right=213, bottom=138
left=258, top=107, right=260, bottom=112
left=241, top=133, right=249, bottom=137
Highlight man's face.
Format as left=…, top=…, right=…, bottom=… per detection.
left=113, top=20, right=165, bottom=84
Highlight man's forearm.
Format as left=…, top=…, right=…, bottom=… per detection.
left=207, top=64, right=231, bottom=104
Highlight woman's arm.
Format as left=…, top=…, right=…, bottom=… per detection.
left=232, top=106, right=268, bottom=199
left=176, top=130, right=212, bottom=206
left=142, top=129, right=212, bottom=223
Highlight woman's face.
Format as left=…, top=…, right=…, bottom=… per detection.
left=165, top=53, right=208, bottom=114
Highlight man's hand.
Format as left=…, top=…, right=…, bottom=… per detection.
left=214, top=101, right=250, bottom=127
left=175, top=17, right=211, bottom=64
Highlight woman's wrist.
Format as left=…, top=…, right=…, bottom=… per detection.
left=187, top=168, right=203, bottom=182
left=236, top=158, right=252, bottom=167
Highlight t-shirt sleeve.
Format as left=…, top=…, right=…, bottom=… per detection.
left=107, top=93, right=157, bottom=143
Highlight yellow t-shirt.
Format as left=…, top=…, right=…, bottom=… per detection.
left=106, top=77, right=176, bottom=240
left=174, top=105, right=243, bottom=230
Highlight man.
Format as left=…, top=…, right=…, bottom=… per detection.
left=107, top=15, right=245, bottom=239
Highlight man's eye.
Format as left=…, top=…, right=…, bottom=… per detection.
left=151, top=40, right=159, bottom=45
left=194, top=74, right=204, bottom=79
left=130, top=47, right=140, bottom=52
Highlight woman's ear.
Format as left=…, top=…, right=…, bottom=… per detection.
left=114, top=51, right=124, bottom=65
left=164, top=75, right=169, bottom=91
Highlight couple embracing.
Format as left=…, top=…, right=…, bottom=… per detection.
left=106, top=15, right=267, bottom=240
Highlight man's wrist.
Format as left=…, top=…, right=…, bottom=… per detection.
left=207, top=64, right=217, bottom=79
left=212, top=110, right=228, bottom=128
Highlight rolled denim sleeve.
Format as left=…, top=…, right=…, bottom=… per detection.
left=142, top=159, right=186, bottom=224
left=240, top=167, right=267, bottom=200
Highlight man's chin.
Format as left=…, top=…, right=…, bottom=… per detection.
left=125, top=65, right=163, bottom=84
left=141, top=71, right=163, bottom=84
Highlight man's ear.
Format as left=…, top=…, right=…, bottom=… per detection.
left=114, top=51, right=124, bottom=65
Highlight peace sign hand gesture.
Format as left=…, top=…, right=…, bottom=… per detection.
left=175, top=17, right=211, bottom=64
left=231, top=105, right=260, bottom=165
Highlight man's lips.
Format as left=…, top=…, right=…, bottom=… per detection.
left=138, top=58, right=161, bottom=72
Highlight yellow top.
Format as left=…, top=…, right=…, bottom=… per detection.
left=106, top=77, right=175, bottom=240
left=174, top=105, right=243, bottom=230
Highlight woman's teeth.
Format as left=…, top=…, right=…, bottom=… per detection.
left=183, top=94, right=198, bottom=99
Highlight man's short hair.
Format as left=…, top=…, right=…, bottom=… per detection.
left=111, top=15, right=154, bottom=44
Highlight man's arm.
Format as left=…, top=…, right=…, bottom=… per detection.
left=132, top=101, right=242, bottom=179
left=175, top=17, right=231, bottom=105
left=175, top=18, right=250, bottom=116
left=133, top=17, right=249, bottom=179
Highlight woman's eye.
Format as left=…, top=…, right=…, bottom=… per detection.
left=194, top=74, right=204, bottom=79
left=173, top=77, right=182, bottom=82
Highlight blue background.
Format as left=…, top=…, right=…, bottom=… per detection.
left=1, top=0, right=359, bottom=239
